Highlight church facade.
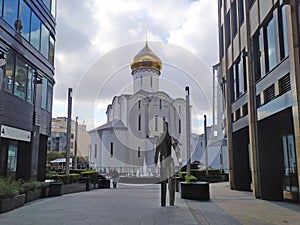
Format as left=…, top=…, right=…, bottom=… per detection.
left=89, top=42, right=187, bottom=175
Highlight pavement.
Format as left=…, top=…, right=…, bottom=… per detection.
left=0, top=182, right=300, bottom=225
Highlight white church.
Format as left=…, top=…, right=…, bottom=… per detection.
left=88, top=41, right=188, bottom=176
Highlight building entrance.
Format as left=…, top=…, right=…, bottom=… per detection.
left=282, top=135, right=299, bottom=202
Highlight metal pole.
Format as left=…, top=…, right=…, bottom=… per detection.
left=204, top=115, right=208, bottom=176
left=185, top=86, right=191, bottom=176
left=74, top=116, right=78, bottom=169
left=66, top=88, right=72, bottom=175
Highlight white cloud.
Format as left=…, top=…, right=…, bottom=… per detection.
left=53, top=0, right=219, bottom=133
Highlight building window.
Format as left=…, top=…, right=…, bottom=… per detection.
left=138, top=100, right=141, bottom=109
left=49, top=35, right=55, bottom=65
left=231, top=0, right=238, bottom=37
left=30, top=12, right=41, bottom=51
left=7, top=141, right=18, bottom=175
left=3, top=0, right=18, bottom=28
left=266, top=16, right=276, bottom=71
left=94, top=144, right=97, bottom=158
left=155, top=115, right=158, bottom=131
left=280, top=5, right=289, bottom=59
left=238, top=0, right=244, bottom=26
left=110, top=142, right=113, bottom=158
left=41, top=77, right=53, bottom=111
left=138, top=147, right=140, bottom=158
left=248, top=0, right=255, bottom=9
left=252, top=31, right=263, bottom=81
left=4, top=52, right=36, bottom=104
left=41, top=24, right=50, bottom=58
left=14, top=57, right=27, bottom=100
left=225, top=11, right=231, bottom=48
left=220, top=25, right=224, bottom=57
left=18, top=0, right=31, bottom=40
left=159, top=99, right=162, bottom=109
left=4, top=52, right=14, bottom=94
left=138, top=114, right=141, bottom=131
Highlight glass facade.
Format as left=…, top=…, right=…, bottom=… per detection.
left=1, top=0, right=55, bottom=65
left=41, top=77, right=53, bottom=112
left=3, top=51, right=36, bottom=104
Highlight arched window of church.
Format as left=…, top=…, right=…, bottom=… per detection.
left=94, top=144, right=97, bottom=158
left=179, top=105, right=181, bottom=114
left=138, top=100, right=141, bottom=109
left=150, top=76, right=153, bottom=87
left=140, top=76, right=142, bottom=86
left=155, top=115, right=158, bottom=131
left=179, top=119, right=181, bottom=134
left=138, top=114, right=142, bottom=131
left=138, top=147, right=141, bottom=158
left=110, top=142, right=113, bottom=158
left=159, top=99, right=162, bottom=109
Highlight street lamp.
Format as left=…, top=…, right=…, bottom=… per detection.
left=185, top=86, right=191, bottom=176
left=66, top=88, right=72, bottom=175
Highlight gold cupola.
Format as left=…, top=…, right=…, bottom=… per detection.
left=130, top=42, right=162, bottom=74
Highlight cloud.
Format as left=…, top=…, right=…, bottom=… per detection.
left=53, top=0, right=219, bottom=131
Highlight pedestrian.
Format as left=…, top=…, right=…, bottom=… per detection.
left=111, top=169, right=119, bottom=188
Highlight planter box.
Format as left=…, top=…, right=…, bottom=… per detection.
left=181, top=181, right=210, bottom=200
left=25, top=189, right=41, bottom=203
left=0, top=194, right=25, bottom=214
left=48, top=182, right=63, bottom=197
left=40, top=187, right=49, bottom=198
left=63, top=183, right=86, bottom=195
left=98, top=179, right=110, bottom=189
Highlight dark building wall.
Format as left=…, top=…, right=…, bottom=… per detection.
left=232, top=127, right=251, bottom=191
left=257, top=108, right=293, bottom=200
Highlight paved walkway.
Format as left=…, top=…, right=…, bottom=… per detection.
left=0, top=182, right=300, bottom=225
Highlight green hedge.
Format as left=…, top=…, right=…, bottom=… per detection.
left=70, top=169, right=87, bottom=174
left=185, top=175, right=197, bottom=182
left=50, top=173, right=80, bottom=184
left=81, top=170, right=99, bottom=179
left=0, top=178, right=20, bottom=199
left=178, top=171, right=187, bottom=179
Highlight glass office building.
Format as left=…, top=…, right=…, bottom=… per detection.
left=218, top=0, right=300, bottom=202
left=0, top=0, right=56, bottom=181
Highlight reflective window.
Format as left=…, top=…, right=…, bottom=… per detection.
left=30, top=12, right=41, bottom=50
left=4, top=52, right=14, bottom=93
left=281, top=6, right=289, bottom=59
left=41, top=24, right=50, bottom=58
left=0, top=0, right=3, bottom=17
left=49, top=35, right=55, bottom=64
left=7, top=141, right=18, bottom=174
left=231, top=0, right=237, bottom=37
left=26, top=67, right=35, bottom=104
left=266, top=17, right=276, bottom=71
left=238, top=0, right=244, bottom=26
left=18, top=0, right=31, bottom=40
left=43, top=0, right=51, bottom=10
left=14, top=57, right=27, bottom=100
left=225, top=11, right=231, bottom=48
left=3, top=0, right=18, bottom=28
left=237, top=57, right=244, bottom=96
left=47, top=81, right=52, bottom=111
left=41, top=77, right=48, bottom=109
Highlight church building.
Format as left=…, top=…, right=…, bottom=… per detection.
left=89, top=41, right=187, bottom=176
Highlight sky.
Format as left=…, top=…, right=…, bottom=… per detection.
left=52, top=0, right=219, bottom=133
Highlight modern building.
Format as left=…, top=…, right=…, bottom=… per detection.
left=0, top=0, right=56, bottom=181
left=218, top=0, right=300, bottom=202
left=89, top=41, right=188, bottom=175
left=48, top=117, right=90, bottom=159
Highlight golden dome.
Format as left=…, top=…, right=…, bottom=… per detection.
left=130, top=43, right=162, bottom=72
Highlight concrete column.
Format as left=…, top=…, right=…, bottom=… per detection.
left=245, top=0, right=261, bottom=198
left=286, top=0, right=300, bottom=201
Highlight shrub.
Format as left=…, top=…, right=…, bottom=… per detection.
left=70, top=169, right=86, bottom=174
left=81, top=170, right=99, bottom=179
left=49, top=174, right=80, bottom=184
left=178, top=171, right=187, bottom=179
left=69, top=174, right=80, bottom=183
left=185, top=175, right=197, bottom=183
left=0, top=178, right=21, bottom=199
left=46, top=170, right=58, bottom=179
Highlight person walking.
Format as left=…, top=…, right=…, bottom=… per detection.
left=111, top=169, right=119, bottom=188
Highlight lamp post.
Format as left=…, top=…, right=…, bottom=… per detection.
left=204, top=115, right=208, bottom=176
left=74, top=116, right=78, bottom=169
left=66, top=88, right=72, bottom=175
left=185, top=86, right=191, bottom=176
